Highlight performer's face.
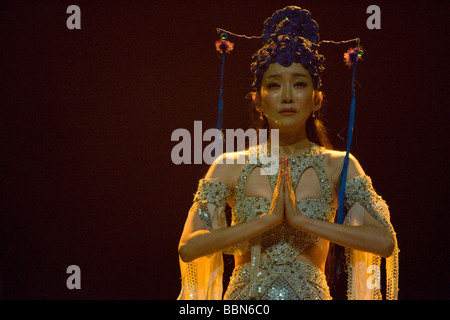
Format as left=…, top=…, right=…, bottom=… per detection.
left=259, top=62, right=320, bottom=131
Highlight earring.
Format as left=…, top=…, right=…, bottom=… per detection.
left=256, top=105, right=264, bottom=120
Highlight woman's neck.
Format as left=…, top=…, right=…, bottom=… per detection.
left=267, top=128, right=312, bottom=159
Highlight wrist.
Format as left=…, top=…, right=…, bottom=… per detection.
left=287, top=211, right=307, bottom=231
left=258, top=213, right=280, bottom=231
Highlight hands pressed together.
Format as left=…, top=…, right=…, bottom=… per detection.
left=264, top=157, right=304, bottom=229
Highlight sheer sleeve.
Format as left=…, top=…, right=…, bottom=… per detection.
left=177, top=179, right=232, bottom=300
left=344, top=175, right=399, bottom=300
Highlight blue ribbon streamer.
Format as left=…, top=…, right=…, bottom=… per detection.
left=213, top=53, right=226, bottom=159
left=337, top=46, right=360, bottom=224
left=216, top=53, right=225, bottom=131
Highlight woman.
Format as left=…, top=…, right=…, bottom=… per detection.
left=177, top=6, right=399, bottom=300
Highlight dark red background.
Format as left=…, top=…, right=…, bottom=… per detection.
left=1, top=0, right=448, bottom=299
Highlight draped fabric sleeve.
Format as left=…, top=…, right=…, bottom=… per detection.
left=177, top=179, right=231, bottom=300
left=344, top=175, right=399, bottom=300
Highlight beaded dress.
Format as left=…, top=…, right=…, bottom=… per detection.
left=178, top=143, right=399, bottom=300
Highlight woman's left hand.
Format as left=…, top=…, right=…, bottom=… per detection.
left=280, top=158, right=303, bottom=227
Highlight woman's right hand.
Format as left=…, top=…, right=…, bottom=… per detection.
left=261, top=157, right=286, bottom=228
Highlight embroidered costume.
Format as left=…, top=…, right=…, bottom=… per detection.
left=177, top=6, right=399, bottom=300
left=178, top=144, right=399, bottom=300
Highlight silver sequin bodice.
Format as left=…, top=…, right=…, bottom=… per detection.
left=230, top=143, right=336, bottom=261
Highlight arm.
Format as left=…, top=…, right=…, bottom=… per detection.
left=289, top=206, right=394, bottom=258
left=179, top=203, right=275, bottom=262
left=282, top=155, right=395, bottom=258
left=178, top=153, right=285, bottom=263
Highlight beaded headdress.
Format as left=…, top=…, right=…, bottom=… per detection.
left=215, top=6, right=363, bottom=224
left=250, top=6, right=325, bottom=90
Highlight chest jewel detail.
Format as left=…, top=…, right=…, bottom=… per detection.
left=232, top=143, right=336, bottom=259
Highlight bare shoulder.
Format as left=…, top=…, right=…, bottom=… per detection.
left=321, top=148, right=366, bottom=183
left=204, top=150, right=248, bottom=191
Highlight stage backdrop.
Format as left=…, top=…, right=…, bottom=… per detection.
left=1, top=0, right=448, bottom=299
